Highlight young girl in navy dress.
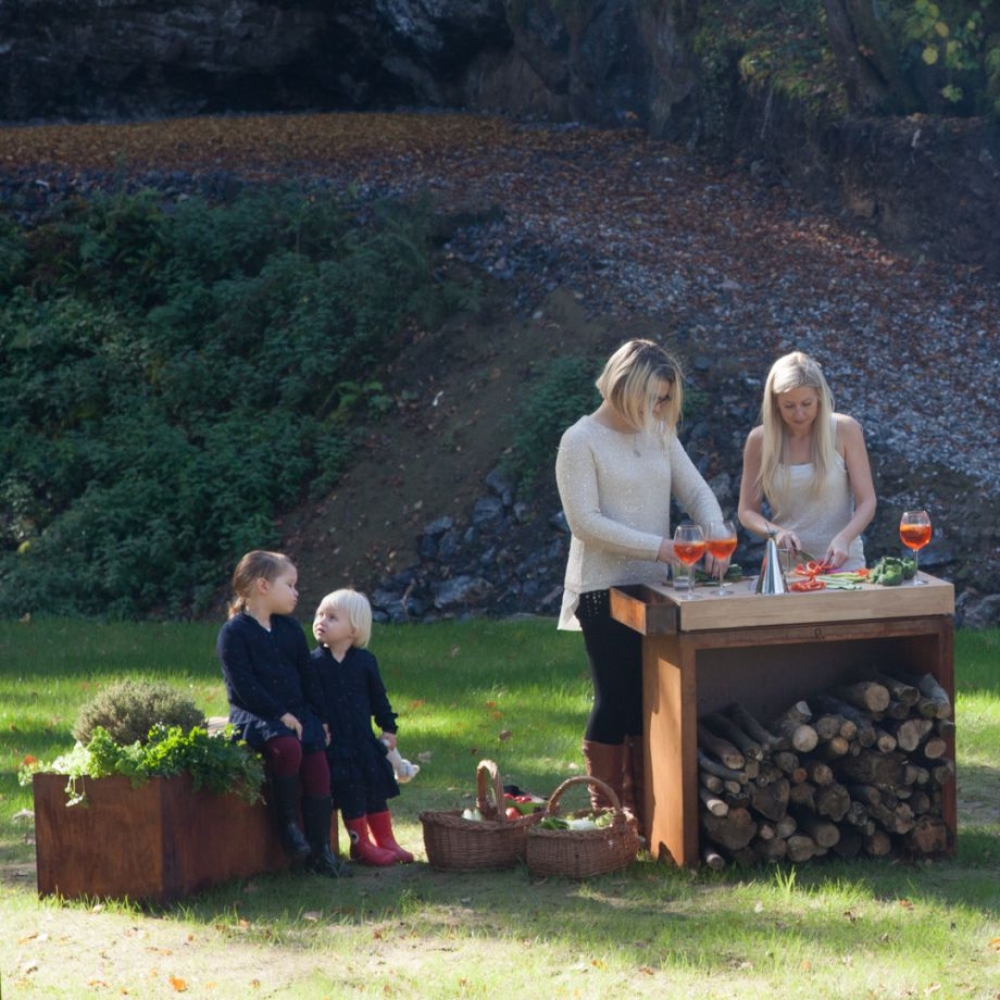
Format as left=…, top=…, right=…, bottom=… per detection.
left=312, top=588, right=414, bottom=866
left=216, top=550, right=349, bottom=877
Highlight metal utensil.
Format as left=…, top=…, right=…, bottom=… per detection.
left=755, top=531, right=789, bottom=595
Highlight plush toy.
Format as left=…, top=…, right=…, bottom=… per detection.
left=381, top=737, right=420, bottom=783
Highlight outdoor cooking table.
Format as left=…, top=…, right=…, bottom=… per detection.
left=610, top=573, right=956, bottom=866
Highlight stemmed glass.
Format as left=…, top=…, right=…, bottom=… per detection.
left=899, top=509, right=932, bottom=586
left=673, top=523, right=707, bottom=601
left=706, top=520, right=738, bottom=596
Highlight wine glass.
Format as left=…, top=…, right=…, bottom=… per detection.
left=673, top=523, right=706, bottom=601
left=899, top=509, right=932, bottom=585
left=706, top=520, right=738, bottom=596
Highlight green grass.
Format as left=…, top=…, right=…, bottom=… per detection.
left=1, top=618, right=999, bottom=998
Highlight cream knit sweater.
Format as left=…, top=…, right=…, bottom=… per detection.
left=555, top=414, right=724, bottom=630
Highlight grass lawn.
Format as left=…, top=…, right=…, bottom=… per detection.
left=0, top=617, right=998, bottom=998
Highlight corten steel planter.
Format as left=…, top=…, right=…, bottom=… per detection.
left=33, top=772, right=290, bottom=903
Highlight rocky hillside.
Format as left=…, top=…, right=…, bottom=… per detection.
left=3, top=113, right=998, bottom=629
left=3, top=1, right=1000, bottom=275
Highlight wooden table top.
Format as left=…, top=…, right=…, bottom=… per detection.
left=612, top=573, right=955, bottom=635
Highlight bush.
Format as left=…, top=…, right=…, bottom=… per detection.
left=502, top=354, right=601, bottom=497
left=20, top=724, right=266, bottom=806
left=0, top=184, right=469, bottom=618
left=72, top=679, right=204, bottom=746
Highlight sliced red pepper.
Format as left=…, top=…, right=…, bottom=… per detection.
left=790, top=579, right=826, bottom=592
left=796, top=560, right=835, bottom=578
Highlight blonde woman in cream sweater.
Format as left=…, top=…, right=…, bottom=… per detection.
left=555, top=339, right=728, bottom=832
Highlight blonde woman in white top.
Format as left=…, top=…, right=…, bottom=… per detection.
left=738, top=351, right=876, bottom=571
left=555, top=339, right=727, bottom=829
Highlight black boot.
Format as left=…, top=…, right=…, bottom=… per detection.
left=302, top=796, right=352, bottom=878
left=269, top=774, right=310, bottom=863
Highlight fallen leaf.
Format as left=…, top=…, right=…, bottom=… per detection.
left=169, top=975, right=188, bottom=992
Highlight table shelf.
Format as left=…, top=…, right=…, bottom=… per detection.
left=611, top=576, right=956, bottom=866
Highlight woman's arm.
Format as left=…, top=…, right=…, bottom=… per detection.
left=825, top=415, right=877, bottom=566
left=555, top=426, right=668, bottom=562
left=738, top=427, right=801, bottom=551
left=668, top=437, right=728, bottom=573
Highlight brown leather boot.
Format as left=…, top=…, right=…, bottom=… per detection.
left=621, top=735, right=646, bottom=837
left=581, top=740, right=625, bottom=812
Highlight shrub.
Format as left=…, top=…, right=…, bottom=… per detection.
left=503, top=354, right=601, bottom=497
left=21, top=724, right=266, bottom=806
left=0, top=184, right=469, bottom=618
left=72, top=679, right=204, bottom=746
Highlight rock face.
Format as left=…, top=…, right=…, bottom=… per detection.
left=0, top=0, right=335, bottom=119
left=4, top=0, right=1000, bottom=274
left=0, top=0, right=695, bottom=132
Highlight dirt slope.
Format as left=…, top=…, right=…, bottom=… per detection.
left=281, top=288, right=613, bottom=617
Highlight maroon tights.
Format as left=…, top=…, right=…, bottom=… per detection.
left=263, top=736, right=329, bottom=797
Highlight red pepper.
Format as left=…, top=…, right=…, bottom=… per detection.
left=795, top=560, right=835, bottom=578
left=790, top=579, right=826, bottom=592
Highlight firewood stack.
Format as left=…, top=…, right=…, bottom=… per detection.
left=696, top=670, right=954, bottom=869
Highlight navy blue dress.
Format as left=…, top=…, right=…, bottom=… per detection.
left=312, top=645, right=399, bottom=804
left=217, top=612, right=326, bottom=752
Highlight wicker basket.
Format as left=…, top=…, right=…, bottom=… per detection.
left=526, top=775, right=640, bottom=878
left=419, top=759, right=543, bottom=871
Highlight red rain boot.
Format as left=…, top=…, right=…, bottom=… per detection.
left=367, top=810, right=415, bottom=864
left=344, top=816, right=397, bottom=867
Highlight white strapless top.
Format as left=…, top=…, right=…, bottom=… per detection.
left=769, top=454, right=865, bottom=570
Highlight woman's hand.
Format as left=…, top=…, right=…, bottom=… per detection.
left=657, top=538, right=675, bottom=565
left=774, top=527, right=801, bottom=554
left=825, top=534, right=851, bottom=569
left=323, top=723, right=331, bottom=746
left=380, top=732, right=397, bottom=751
left=280, top=712, right=303, bottom=739
left=705, top=551, right=731, bottom=580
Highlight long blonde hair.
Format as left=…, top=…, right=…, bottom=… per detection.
left=227, top=550, right=294, bottom=618
left=595, top=339, right=683, bottom=438
left=759, top=352, right=837, bottom=505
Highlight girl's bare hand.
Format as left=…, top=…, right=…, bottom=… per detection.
left=280, top=712, right=303, bottom=740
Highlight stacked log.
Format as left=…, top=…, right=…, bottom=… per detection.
left=696, top=671, right=954, bottom=867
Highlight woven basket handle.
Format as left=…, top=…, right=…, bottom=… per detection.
left=474, top=758, right=508, bottom=823
left=544, top=774, right=623, bottom=817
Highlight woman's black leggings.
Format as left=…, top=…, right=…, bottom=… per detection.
left=575, top=589, right=643, bottom=744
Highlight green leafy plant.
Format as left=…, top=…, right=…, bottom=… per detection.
left=502, top=354, right=601, bottom=497
left=888, top=0, right=1000, bottom=111
left=693, top=0, right=843, bottom=140
left=72, top=678, right=204, bottom=746
left=0, top=184, right=472, bottom=618
left=20, top=724, right=266, bottom=807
